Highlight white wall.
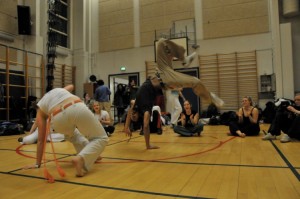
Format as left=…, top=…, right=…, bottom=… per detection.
left=292, top=17, right=300, bottom=92
left=95, top=46, right=154, bottom=84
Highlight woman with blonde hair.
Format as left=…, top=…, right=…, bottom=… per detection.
left=92, top=101, right=115, bottom=137
left=228, top=96, right=260, bottom=137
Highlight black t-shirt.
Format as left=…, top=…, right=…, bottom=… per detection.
left=133, top=79, right=157, bottom=116
left=182, top=110, right=197, bottom=128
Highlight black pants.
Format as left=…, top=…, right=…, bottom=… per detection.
left=229, top=121, right=260, bottom=136
left=268, top=110, right=300, bottom=139
left=149, top=110, right=162, bottom=134
left=104, top=126, right=115, bottom=134
left=288, top=116, right=300, bottom=139
left=129, top=110, right=162, bottom=134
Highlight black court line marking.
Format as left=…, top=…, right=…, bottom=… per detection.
left=0, top=137, right=22, bottom=142
left=263, top=130, right=300, bottom=181
left=106, top=135, right=143, bottom=146
left=100, top=157, right=290, bottom=169
left=269, top=141, right=300, bottom=181
left=7, top=161, right=291, bottom=174
left=0, top=171, right=214, bottom=199
left=8, top=154, right=73, bottom=173
left=5, top=146, right=291, bottom=173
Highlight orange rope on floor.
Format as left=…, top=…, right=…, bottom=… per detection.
left=43, top=118, right=66, bottom=183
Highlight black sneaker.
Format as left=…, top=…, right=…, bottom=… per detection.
left=157, top=128, right=162, bottom=135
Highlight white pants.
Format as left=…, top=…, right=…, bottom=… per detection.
left=151, top=106, right=166, bottom=125
left=165, top=90, right=182, bottom=125
left=21, top=129, right=65, bottom=144
left=50, top=102, right=109, bottom=172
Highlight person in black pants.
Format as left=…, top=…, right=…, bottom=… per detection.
left=113, top=84, right=126, bottom=123
left=262, top=93, right=300, bottom=142
left=124, top=77, right=162, bottom=149
left=228, top=96, right=260, bottom=138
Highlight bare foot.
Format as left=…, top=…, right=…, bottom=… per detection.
left=147, top=145, right=160, bottom=150
left=237, top=132, right=246, bottom=138
left=72, top=156, right=85, bottom=177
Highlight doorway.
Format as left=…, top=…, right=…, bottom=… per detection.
left=108, top=72, right=140, bottom=121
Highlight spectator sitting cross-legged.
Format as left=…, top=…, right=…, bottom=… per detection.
left=173, top=100, right=204, bottom=137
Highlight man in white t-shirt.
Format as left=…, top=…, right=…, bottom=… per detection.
left=23, top=85, right=108, bottom=178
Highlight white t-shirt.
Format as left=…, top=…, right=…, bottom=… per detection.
left=37, top=88, right=74, bottom=115
left=94, top=110, right=110, bottom=127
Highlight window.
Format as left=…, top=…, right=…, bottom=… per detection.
left=48, top=0, right=69, bottom=48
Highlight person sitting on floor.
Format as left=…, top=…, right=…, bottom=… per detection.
left=18, top=120, right=65, bottom=144
left=92, top=100, right=115, bottom=137
left=228, top=96, right=260, bottom=138
left=173, top=100, right=204, bottom=137
left=262, top=93, right=300, bottom=142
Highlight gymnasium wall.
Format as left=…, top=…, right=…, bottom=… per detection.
left=98, top=0, right=269, bottom=52
left=0, top=0, right=18, bottom=35
left=202, top=0, right=269, bottom=39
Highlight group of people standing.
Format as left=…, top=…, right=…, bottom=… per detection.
left=113, top=79, right=138, bottom=123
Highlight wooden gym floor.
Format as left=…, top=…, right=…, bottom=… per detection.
left=0, top=123, right=300, bottom=199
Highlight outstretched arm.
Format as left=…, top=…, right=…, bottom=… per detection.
left=178, top=90, right=185, bottom=101
left=36, top=109, right=48, bottom=167
left=143, top=111, right=159, bottom=150
left=124, top=107, right=132, bottom=137
left=64, top=84, right=74, bottom=92
left=23, top=108, right=48, bottom=169
left=124, top=100, right=136, bottom=136
left=29, top=120, right=38, bottom=134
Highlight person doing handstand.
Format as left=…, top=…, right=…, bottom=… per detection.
left=156, top=38, right=224, bottom=108
left=124, top=77, right=162, bottom=149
